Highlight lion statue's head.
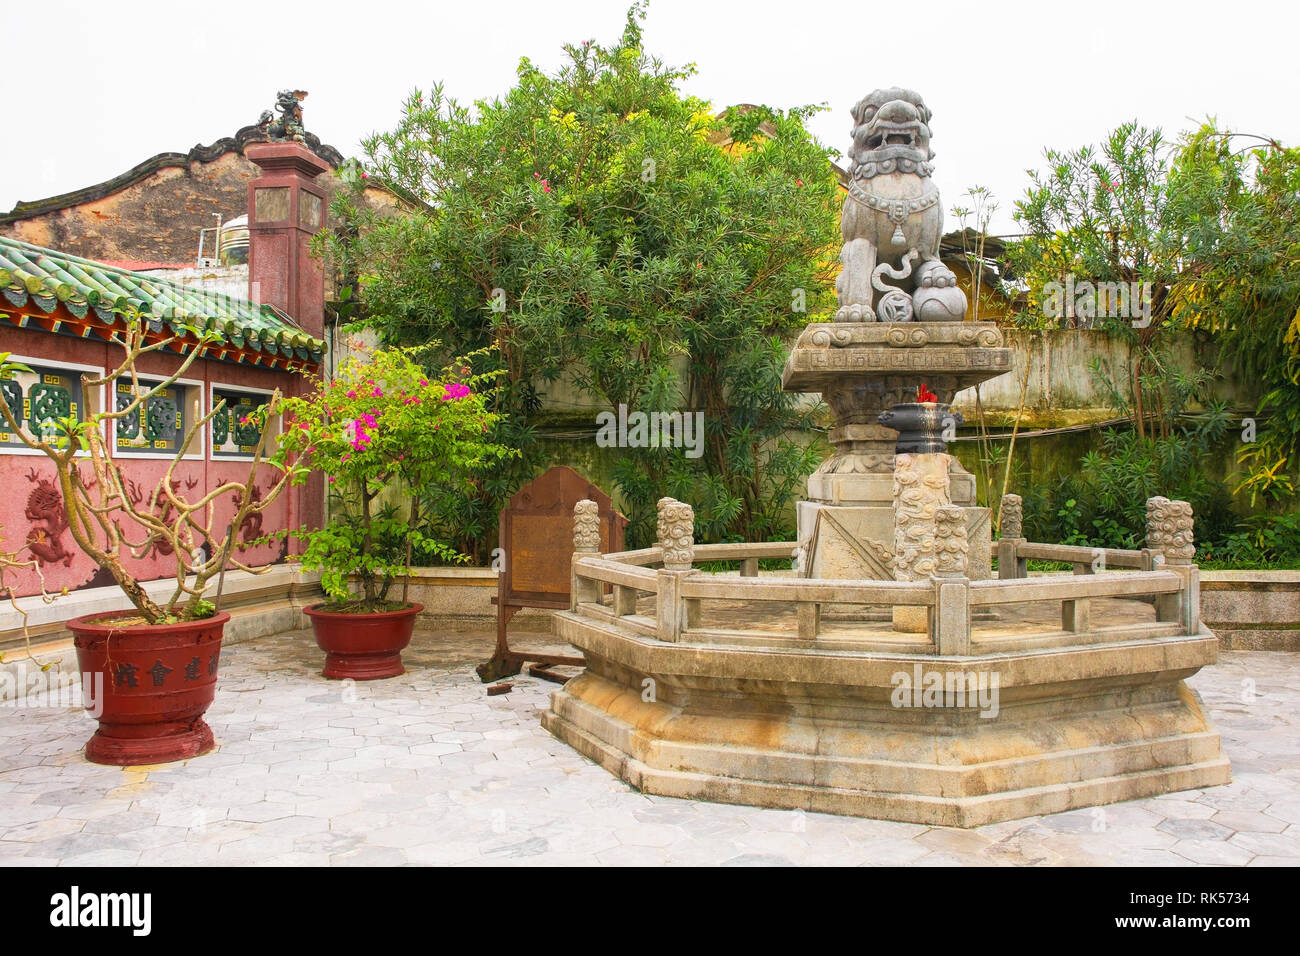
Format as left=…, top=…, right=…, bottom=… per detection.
left=848, top=88, right=934, bottom=178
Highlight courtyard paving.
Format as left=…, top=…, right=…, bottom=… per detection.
left=2, top=625, right=1299, bottom=867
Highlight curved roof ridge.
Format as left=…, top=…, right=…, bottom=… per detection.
left=1, top=125, right=345, bottom=224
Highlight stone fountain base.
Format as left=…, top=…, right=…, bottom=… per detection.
left=542, top=612, right=1229, bottom=828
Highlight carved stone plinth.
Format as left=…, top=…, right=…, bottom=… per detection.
left=890, top=452, right=950, bottom=632
left=784, top=322, right=1008, bottom=593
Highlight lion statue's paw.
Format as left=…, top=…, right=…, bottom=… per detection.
left=834, top=304, right=877, bottom=323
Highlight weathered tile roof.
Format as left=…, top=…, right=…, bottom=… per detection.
left=0, top=236, right=323, bottom=368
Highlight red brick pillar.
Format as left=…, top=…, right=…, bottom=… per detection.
left=245, top=142, right=328, bottom=338
left=246, top=142, right=329, bottom=537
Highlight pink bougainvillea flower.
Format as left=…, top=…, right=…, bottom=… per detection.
left=346, top=390, right=357, bottom=399
left=419, top=379, right=428, bottom=386
left=328, top=476, right=335, bottom=483
left=372, top=386, right=383, bottom=397
left=442, top=382, right=471, bottom=401
left=796, top=179, right=804, bottom=187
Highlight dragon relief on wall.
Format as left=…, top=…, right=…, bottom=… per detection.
left=24, top=468, right=74, bottom=567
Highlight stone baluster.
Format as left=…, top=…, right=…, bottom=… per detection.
left=1147, top=496, right=1195, bottom=565
left=932, top=504, right=971, bottom=654
left=1148, top=496, right=1199, bottom=632
left=997, top=493, right=1027, bottom=580
left=571, top=499, right=602, bottom=610
left=657, top=497, right=695, bottom=570
left=655, top=498, right=698, bottom=641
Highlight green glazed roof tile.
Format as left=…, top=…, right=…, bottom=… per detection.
left=0, top=235, right=324, bottom=363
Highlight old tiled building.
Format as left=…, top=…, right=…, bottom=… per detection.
left=0, top=128, right=339, bottom=599
left=0, top=113, right=353, bottom=268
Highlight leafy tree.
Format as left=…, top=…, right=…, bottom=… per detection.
left=317, top=3, right=840, bottom=549
left=1006, top=123, right=1181, bottom=440
left=278, top=345, right=508, bottom=609
left=1164, top=126, right=1300, bottom=504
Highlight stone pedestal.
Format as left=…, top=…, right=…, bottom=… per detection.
left=783, top=322, right=1009, bottom=601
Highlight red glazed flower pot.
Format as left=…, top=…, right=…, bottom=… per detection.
left=304, top=603, right=421, bottom=680
left=69, top=610, right=229, bottom=767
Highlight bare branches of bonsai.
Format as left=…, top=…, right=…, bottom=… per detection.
left=0, top=310, right=303, bottom=625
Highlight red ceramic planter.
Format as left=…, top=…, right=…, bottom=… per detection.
left=304, top=603, right=421, bottom=680
left=69, top=611, right=229, bottom=766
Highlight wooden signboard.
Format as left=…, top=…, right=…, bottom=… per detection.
left=477, top=466, right=626, bottom=682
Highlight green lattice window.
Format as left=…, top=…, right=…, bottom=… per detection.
left=0, top=365, right=84, bottom=448
left=0, top=380, right=21, bottom=431
left=212, top=403, right=230, bottom=447
left=113, top=378, right=195, bottom=455
left=115, top=390, right=139, bottom=440
left=212, top=389, right=269, bottom=458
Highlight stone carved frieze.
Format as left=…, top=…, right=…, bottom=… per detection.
left=891, top=453, right=951, bottom=582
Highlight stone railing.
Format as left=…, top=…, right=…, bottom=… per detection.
left=567, top=496, right=1202, bottom=656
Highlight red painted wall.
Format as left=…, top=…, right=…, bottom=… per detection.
left=0, top=324, right=316, bottom=599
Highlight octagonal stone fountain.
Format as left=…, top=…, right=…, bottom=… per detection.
left=541, top=87, right=1229, bottom=827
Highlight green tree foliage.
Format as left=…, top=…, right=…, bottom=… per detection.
left=316, top=3, right=840, bottom=550
left=1006, top=123, right=1179, bottom=440
left=1164, top=126, right=1300, bottom=504
left=278, top=345, right=509, bottom=609
left=1006, top=120, right=1300, bottom=557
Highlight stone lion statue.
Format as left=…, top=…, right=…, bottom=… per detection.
left=835, top=87, right=967, bottom=322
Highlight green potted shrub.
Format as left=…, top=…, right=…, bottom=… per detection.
left=0, top=315, right=297, bottom=765
left=278, top=344, right=506, bottom=679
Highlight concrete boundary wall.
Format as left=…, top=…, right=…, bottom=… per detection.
left=1201, top=570, right=1300, bottom=651
left=533, top=329, right=1252, bottom=429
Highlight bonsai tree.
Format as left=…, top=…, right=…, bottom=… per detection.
left=0, top=312, right=298, bottom=624
left=277, top=343, right=509, bottom=611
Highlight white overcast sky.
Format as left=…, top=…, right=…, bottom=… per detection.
left=3, top=0, right=1297, bottom=234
